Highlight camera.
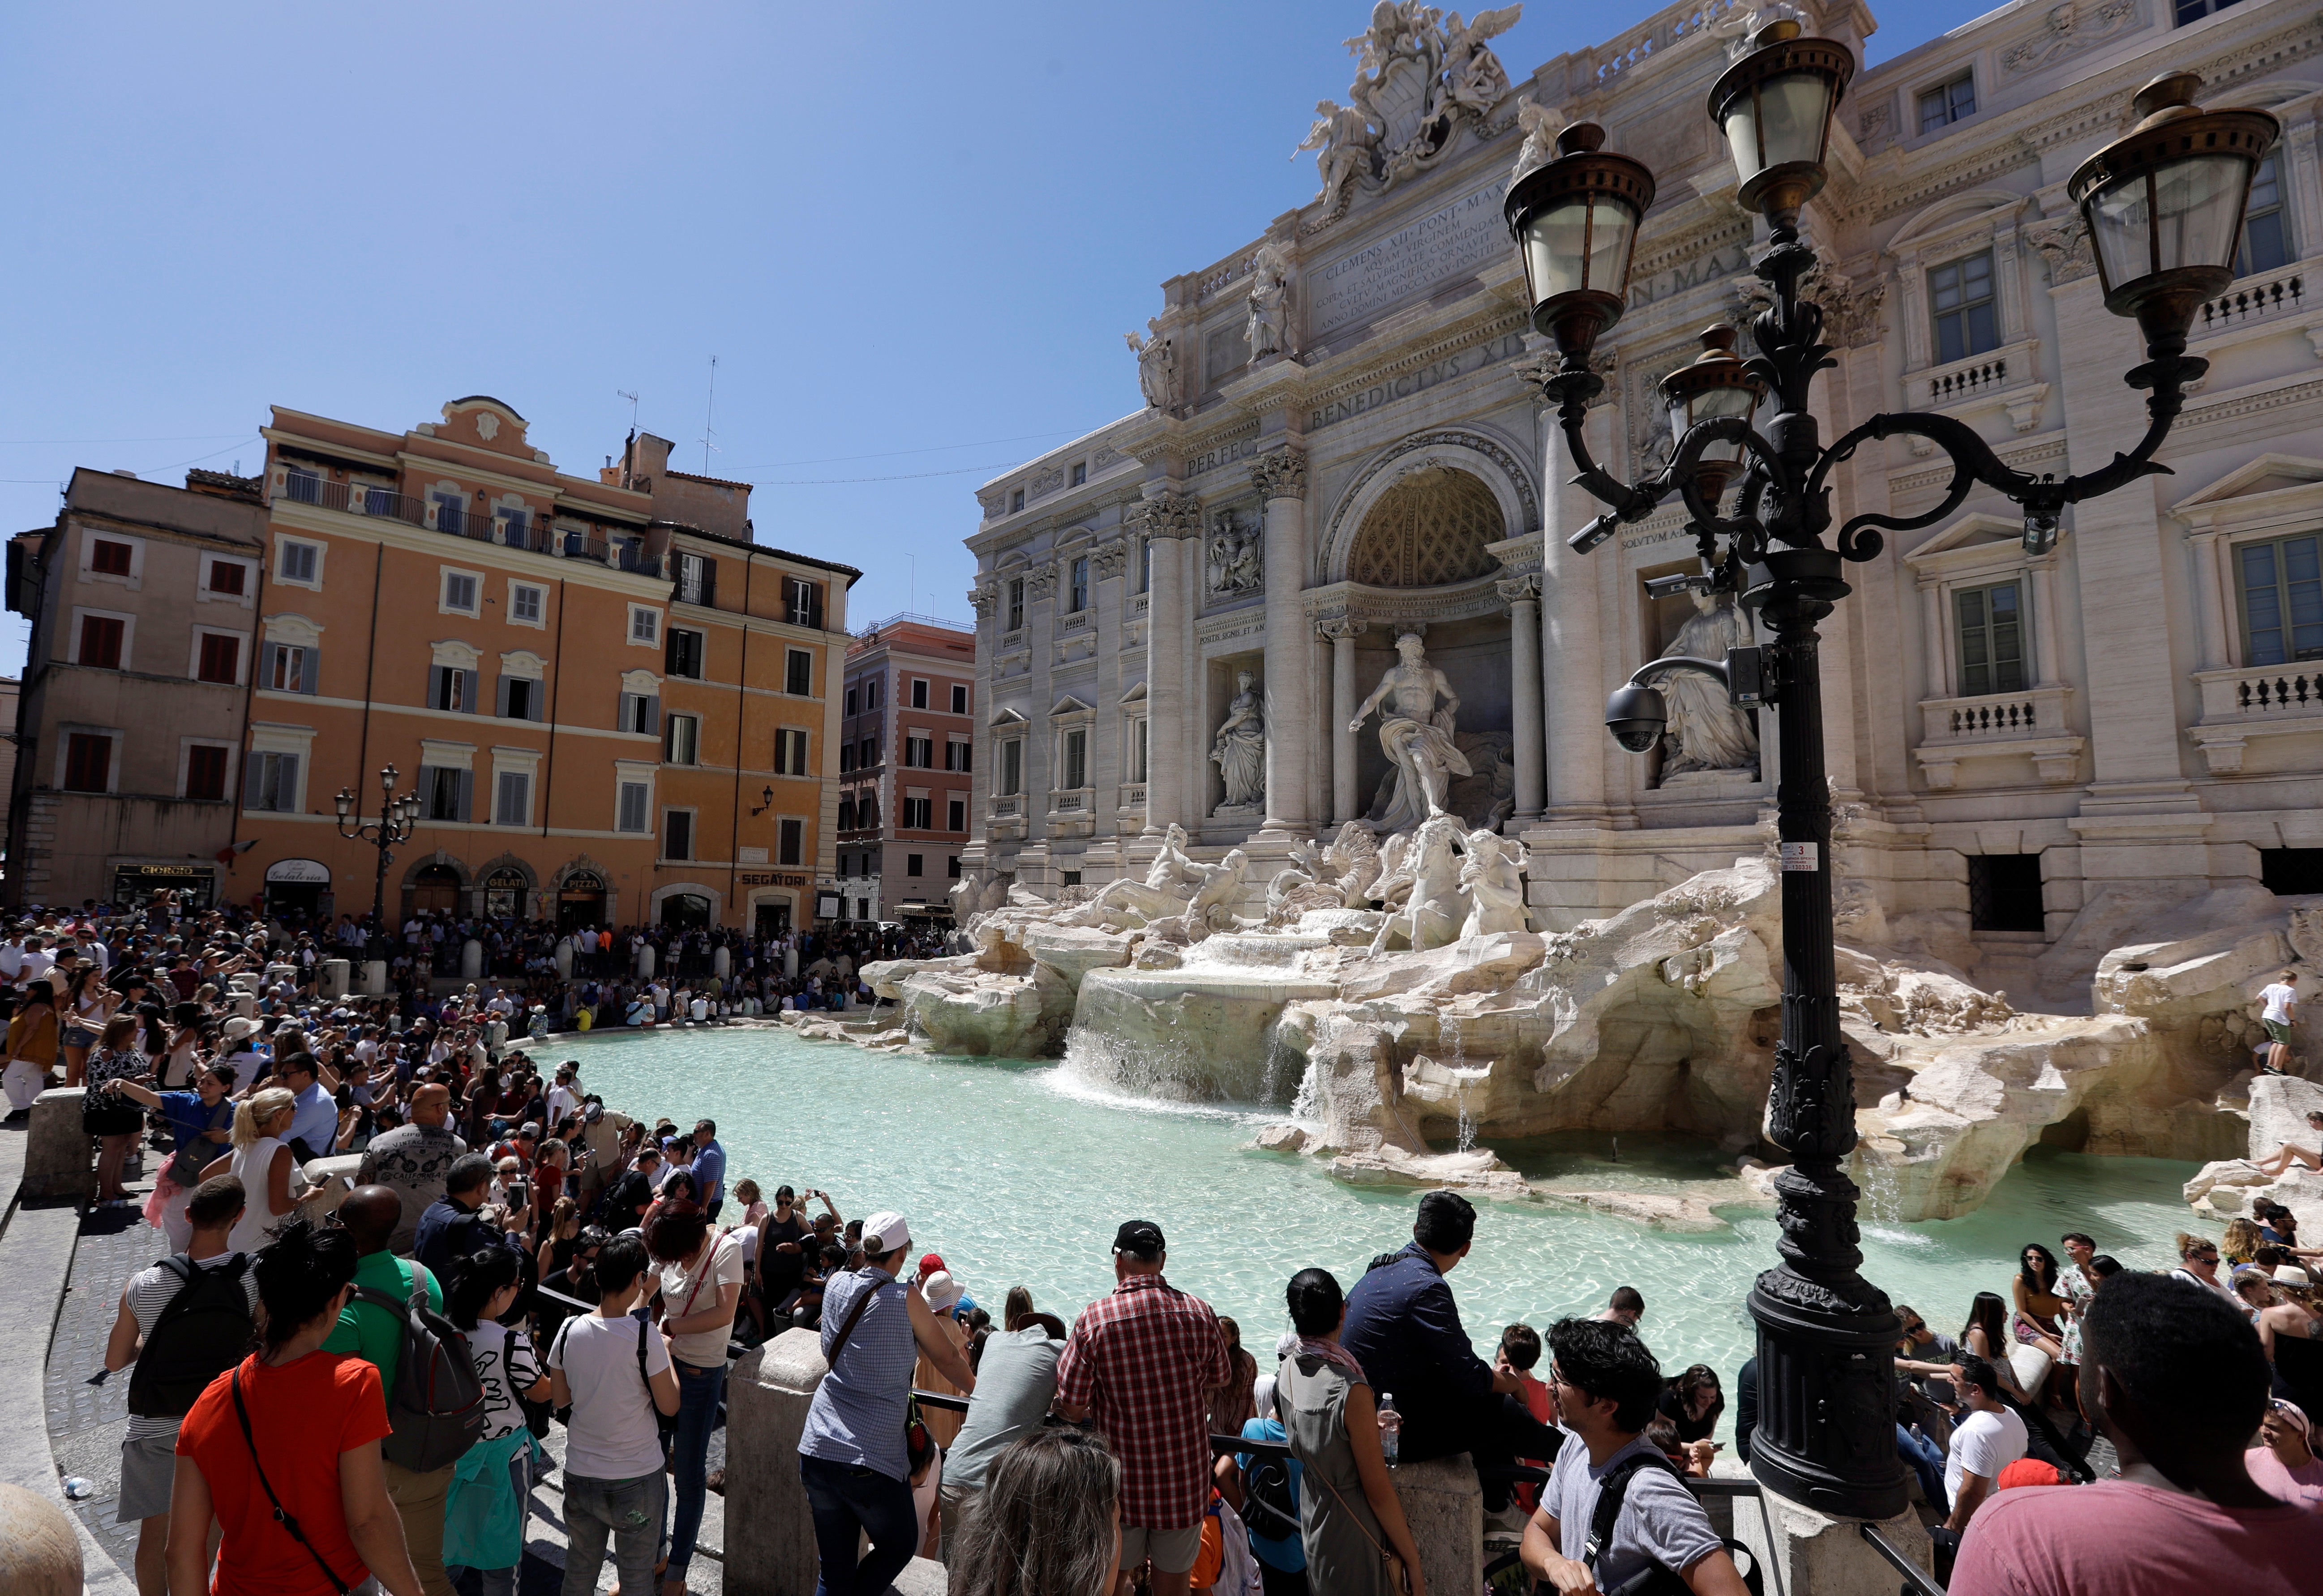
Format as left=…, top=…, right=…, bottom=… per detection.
left=1603, top=682, right=1669, bottom=753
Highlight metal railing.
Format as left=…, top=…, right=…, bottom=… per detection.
left=278, top=471, right=668, bottom=575
left=1862, top=1521, right=1946, bottom=1595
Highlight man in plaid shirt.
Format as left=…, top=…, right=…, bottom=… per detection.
left=1059, top=1219, right=1232, bottom=1596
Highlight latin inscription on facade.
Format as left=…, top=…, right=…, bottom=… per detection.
left=1187, top=436, right=1262, bottom=477
left=1309, top=178, right=1508, bottom=335
left=1307, top=331, right=1526, bottom=431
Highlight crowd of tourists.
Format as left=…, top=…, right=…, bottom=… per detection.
left=6, top=890, right=2321, bottom=1596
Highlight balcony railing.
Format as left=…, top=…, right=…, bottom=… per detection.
left=1118, top=783, right=1147, bottom=809
left=1928, top=357, right=2008, bottom=407
left=1051, top=789, right=1089, bottom=813
left=990, top=795, right=1023, bottom=817
left=2198, top=273, right=2304, bottom=333
left=2190, top=663, right=2323, bottom=774
left=1914, top=685, right=2082, bottom=788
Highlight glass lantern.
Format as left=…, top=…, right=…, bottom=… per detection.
left=1706, top=21, right=1854, bottom=228
left=1659, top=325, right=1768, bottom=497
left=1503, top=123, right=1657, bottom=364
left=2068, top=72, right=2278, bottom=350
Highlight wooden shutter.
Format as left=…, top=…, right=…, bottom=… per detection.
left=455, top=769, right=473, bottom=822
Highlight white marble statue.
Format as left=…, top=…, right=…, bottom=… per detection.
left=1150, top=848, right=1251, bottom=944
left=1246, top=243, right=1291, bottom=361
left=1294, top=99, right=1378, bottom=203
left=1351, top=631, right=1473, bottom=833
left=1209, top=511, right=1263, bottom=595
left=1659, top=591, right=1761, bottom=778
left=1055, top=823, right=1202, bottom=930
left=1508, top=100, right=1559, bottom=190
left=1126, top=318, right=1175, bottom=411
left=1212, top=669, right=1267, bottom=814
left=1459, top=828, right=1530, bottom=937
left=1370, top=813, right=1466, bottom=953
left=1442, top=7, right=1521, bottom=116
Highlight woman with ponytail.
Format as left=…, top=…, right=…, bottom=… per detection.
left=167, top=1215, right=425, bottom=1596
left=206, top=1086, right=327, bottom=1254
left=441, top=1246, right=550, bottom=1596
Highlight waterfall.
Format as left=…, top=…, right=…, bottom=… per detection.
left=1258, top=1024, right=1299, bottom=1108
left=1456, top=1075, right=1477, bottom=1154
left=1290, top=1058, right=1322, bottom=1127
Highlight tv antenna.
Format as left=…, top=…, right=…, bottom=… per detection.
left=698, top=357, right=720, bottom=474
left=617, top=389, right=639, bottom=434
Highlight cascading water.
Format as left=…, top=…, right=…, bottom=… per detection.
left=1290, top=1058, right=1322, bottom=1127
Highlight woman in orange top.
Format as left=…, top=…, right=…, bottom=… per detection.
left=168, top=1215, right=425, bottom=1596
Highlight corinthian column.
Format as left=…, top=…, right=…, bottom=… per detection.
left=1253, top=444, right=1314, bottom=835
left=1137, top=488, right=1202, bottom=836
left=1319, top=616, right=1363, bottom=825
left=1498, top=576, right=1543, bottom=822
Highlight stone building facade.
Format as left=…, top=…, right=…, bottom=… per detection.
left=5, top=467, right=268, bottom=910
left=836, top=614, right=978, bottom=921
left=964, top=0, right=2323, bottom=1004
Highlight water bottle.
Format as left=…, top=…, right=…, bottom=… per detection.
left=1378, top=1392, right=1402, bottom=1466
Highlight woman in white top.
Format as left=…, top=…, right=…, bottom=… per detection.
left=202, top=1087, right=327, bottom=1254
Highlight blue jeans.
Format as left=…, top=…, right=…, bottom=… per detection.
left=666, top=1358, right=729, bottom=1582
left=1897, top=1423, right=1949, bottom=1515
left=798, top=1452, right=918, bottom=1596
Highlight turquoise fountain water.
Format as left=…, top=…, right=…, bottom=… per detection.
left=570, top=1026, right=2193, bottom=1439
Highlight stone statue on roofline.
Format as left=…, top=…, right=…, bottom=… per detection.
left=1126, top=318, right=1175, bottom=412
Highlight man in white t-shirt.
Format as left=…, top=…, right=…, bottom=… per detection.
left=2258, top=971, right=2299, bottom=1075
left=545, top=1064, right=581, bottom=1126
left=549, top=1234, right=680, bottom=1596
left=1937, top=1354, right=2027, bottom=1576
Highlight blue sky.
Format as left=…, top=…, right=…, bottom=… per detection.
left=0, top=0, right=1968, bottom=672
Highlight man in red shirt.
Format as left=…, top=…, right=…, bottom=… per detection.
left=1950, top=1271, right=2322, bottom=1595
left=1059, top=1219, right=1232, bottom=1596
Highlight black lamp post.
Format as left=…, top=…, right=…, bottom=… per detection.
left=1507, top=29, right=2278, bottom=1519
left=335, top=766, right=420, bottom=958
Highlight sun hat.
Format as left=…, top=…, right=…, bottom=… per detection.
left=922, top=1271, right=963, bottom=1313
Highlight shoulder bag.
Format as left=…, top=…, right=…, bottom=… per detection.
left=230, top=1367, right=355, bottom=1596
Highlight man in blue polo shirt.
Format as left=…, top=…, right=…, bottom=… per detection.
left=690, top=1118, right=726, bottom=1219
left=1342, top=1189, right=1562, bottom=1520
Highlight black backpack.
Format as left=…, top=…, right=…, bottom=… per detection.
left=353, top=1262, right=488, bottom=1472
left=1242, top=1451, right=1301, bottom=1541
left=1586, top=1452, right=1764, bottom=1596
left=127, top=1254, right=255, bottom=1420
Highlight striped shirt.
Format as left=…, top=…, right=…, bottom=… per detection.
left=798, top=1267, right=916, bottom=1481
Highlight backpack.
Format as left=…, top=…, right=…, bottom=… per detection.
left=1241, top=1449, right=1301, bottom=1541
left=355, top=1262, right=488, bottom=1472
left=126, top=1254, right=254, bottom=1420
left=1586, top=1452, right=1764, bottom=1596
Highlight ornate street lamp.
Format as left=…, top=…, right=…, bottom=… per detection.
left=336, top=764, right=420, bottom=957
left=1508, top=31, right=2277, bottom=1520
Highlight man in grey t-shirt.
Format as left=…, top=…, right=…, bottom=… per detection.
left=355, top=1082, right=467, bottom=1254
left=1522, top=1318, right=1748, bottom=1596
left=938, top=1314, right=1066, bottom=1542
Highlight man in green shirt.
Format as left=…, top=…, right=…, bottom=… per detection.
left=326, top=1184, right=456, bottom=1596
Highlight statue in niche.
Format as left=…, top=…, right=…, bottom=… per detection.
left=1126, top=318, right=1175, bottom=412
left=1460, top=828, right=1531, bottom=938
left=1246, top=242, right=1291, bottom=361
left=1211, top=669, right=1267, bottom=814
left=1208, top=511, right=1264, bottom=595
left=1054, top=824, right=1203, bottom=931
left=1658, top=590, right=1761, bottom=779
left=1351, top=631, right=1472, bottom=834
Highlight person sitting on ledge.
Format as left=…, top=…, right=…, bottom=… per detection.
left=2253, top=1110, right=2323, bottom=1178
left=1340, top=1190, right=1563, bottom=1523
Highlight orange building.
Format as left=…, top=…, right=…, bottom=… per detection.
left=836, top=616, right=977, bottom=922
left=236, top=398, right=856, bottom=933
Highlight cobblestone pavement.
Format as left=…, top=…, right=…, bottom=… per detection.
left=45, top=1156, right=727, bottom=1596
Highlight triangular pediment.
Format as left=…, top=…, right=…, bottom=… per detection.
left=1049, top=694, right=1093, bottom=719
left=2172, top=454, right=2323, bottom=516
left=988, top=706, right=1028, bottom=727
left=1119, top=680, right=1148, bottom=706
left=1904, top=513, right=2023, bottom=569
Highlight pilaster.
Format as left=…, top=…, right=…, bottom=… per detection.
left=1255, top=444, right=1314, bottom=835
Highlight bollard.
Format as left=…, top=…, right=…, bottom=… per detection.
left=24, top=1087, right=94, bottom=1202
left=362, top=959, right=388, bottom=996
left=0, top=1481, right=84, bottom=1596
left=1390, top=1455, right=1483, bottom=1596
left=320, top=959, right=351, bottom=999
left=461, top=939, right=484, bottom=981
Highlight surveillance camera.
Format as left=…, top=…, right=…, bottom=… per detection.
left=1569, top=513, right=1620, bottom=555
left=1604, top=683, right=1667, bottom=753
left=1643, top=571, right=1713, bottom=601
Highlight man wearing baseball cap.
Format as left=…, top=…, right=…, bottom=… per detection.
left=798, top=1210, right=976, bottom=1596
left=1058, top=1219, right=1231, bottom=1596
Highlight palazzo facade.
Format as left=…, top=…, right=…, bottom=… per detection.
left=964, top=0, right=2323, bottom=1001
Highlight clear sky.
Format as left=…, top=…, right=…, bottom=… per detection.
left=0, top=0, right=1968, bottom=672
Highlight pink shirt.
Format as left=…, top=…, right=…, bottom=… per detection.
left=1950, top=1480, right=2323, bottom=1596
left=2247, top=1446, right=2323, bottom=1510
